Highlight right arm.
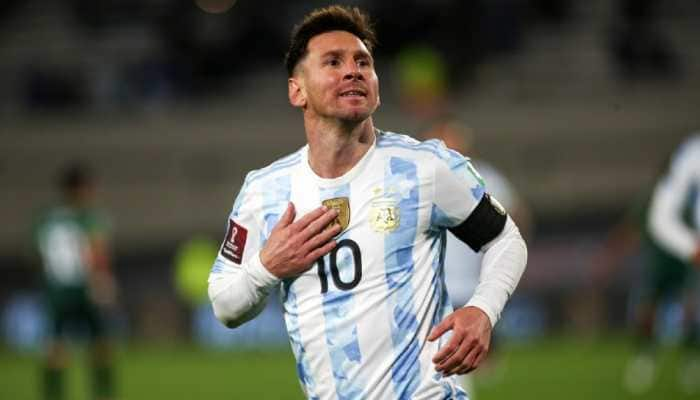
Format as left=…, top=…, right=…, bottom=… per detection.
left=208, top=183, right=340, bottom=328
left=207, top=178, right=276, bottom=328
left=648, top=139, right=700, bottom=264
left=208, top=248, right=281, bottom=328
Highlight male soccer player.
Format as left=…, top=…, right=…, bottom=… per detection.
left=645, top=132, right=700, bottom=393
left=208, top=6, right=528, bottom=399
left=34, top=163, right=116, bottom=400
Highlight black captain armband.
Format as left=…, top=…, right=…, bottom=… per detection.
left=449, top=193, right=508, bottom=252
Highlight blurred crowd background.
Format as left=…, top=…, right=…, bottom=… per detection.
left=1, top=0, right=700, bottom=397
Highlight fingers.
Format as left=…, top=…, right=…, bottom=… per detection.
left=434, top=330, right=489, bottom=376
left=283, top=202, right=296, bottom=224
left=300, top=224, right=340, bottom=267
left=305, top=223, right=342, bottom=252
left=431, top=322, right=457, bottom=365
left=300, top=208, right=341, bottom=242
left=468, top=349, right=488, bottom=373
left=431, top=308, right=492, bottom=376
left=306, top=238, right=339, bottom=263
left=444, top=340, right=482, bottom=376
left=274, top=202, right=296, bottom=232
left=450, top=346, right=486, bottom=376
left=264, top=204, right=342, bottom=278
left=439, top=341, right=471, bottom=375
left=428, top=316, right=453, bottom=342
left=291, top=206, right=330, bottom=232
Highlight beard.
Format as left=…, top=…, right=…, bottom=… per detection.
left=304, top=91, right=379, bottom=126
left=334, top=97, right=379, bottom=124
left=339, top=108, right=371, bottom=123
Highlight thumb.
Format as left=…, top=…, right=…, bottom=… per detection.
left=428, top=315, right=453, bottom=342
left=278, top=202, right=296, bottom=227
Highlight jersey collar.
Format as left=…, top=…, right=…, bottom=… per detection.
left=302, top=129, right=378, bottom=188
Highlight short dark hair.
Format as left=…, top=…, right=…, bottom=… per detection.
left=59, top=162, right=93, bottom=194
left=284, top=5, right=377, bottom=77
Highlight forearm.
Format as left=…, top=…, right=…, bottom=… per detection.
left=208, top=251, right=280, bottom=328
left=466, top=217, right=528, bottom=327
left=88, top=236, right=112, bottom=275
left=648, top=186, right=698, bottom=261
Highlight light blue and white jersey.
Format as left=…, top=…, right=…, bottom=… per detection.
left=209, top=130, right=486, bottom=399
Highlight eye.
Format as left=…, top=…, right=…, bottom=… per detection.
left=326, top=58, right=341, bottom=67
left=357, top=58, right=371, bottom=67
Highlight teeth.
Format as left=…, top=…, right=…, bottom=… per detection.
left=342, top=91, right=363, bottom=96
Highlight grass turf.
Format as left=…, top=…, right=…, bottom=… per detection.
left=1, top=336, right=697, bottom=399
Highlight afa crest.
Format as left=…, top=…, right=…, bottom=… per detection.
left=369, top=198, right=400, bottom=233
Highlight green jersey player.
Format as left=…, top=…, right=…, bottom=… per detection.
left=34, top=163, right=116, bottom=400
left=605, top=134, right=700, bottom=394
left=644, top=133, right=700, bottom=394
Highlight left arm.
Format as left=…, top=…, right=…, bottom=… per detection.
left=647, top=139, right=700, bottom=265
left=429, top=211, right=527, bottom=376
left=87, top=216, right=117, bottom=307
left=427, top=142, right=528, bottom=375
left=465, top=216, right=527, bottom=327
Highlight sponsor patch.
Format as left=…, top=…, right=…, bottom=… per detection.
left=221, top=219, right=247, bottom=264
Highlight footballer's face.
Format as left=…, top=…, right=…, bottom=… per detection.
left=288, top=30, right=380, bottom=123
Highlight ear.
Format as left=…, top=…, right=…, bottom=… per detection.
left=288, top=76, right=306, bottom=108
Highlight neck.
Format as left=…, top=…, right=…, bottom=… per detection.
left=305, top=117, right=376, bottom=179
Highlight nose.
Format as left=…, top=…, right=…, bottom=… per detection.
left=343, top=62, right=364, bottom=81
left=343, top=70, right=364, bottom=81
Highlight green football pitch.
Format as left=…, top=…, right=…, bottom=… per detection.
left=1, top=336, right=697, bottom=399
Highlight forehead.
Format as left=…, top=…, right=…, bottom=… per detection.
left=306, top=30, right=371, bottom=57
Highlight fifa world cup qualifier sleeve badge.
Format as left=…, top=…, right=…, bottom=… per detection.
left=220, top=219, right=248, bottom=264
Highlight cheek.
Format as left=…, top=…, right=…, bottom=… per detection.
left=322, top=77, right=338, bottom=93
left=309, top=78, right=334, bottom=99
left=369, top=75, right=380, bottom=95
left=371, top=83, right=381, bottom=101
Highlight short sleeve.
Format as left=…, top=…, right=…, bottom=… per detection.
left=430, top=142, right=487, bottom=229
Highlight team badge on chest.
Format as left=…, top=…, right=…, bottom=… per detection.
left=322, top=197, right=351, bottom=232
left=369, top=198, right=400, bottom=233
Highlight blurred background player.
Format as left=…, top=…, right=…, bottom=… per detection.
left=594, top=132, right=700, bottom=394
left=422, top=117, right=533, bottom=397
left=33, top=163, right=117, bottom=400
left=645, top=131, right=700, bottom=394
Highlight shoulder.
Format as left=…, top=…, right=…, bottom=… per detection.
left=243, top=147, right=305, bottom=188
left=375, top=130, right=468, bottom=168
left=32, top=205, right=56, bottom=233
left=34, top=205, right=68, bottom=225
left=229, top=148, right=303, bottom=215
left=676, top=133, right=700, bottom=158
left=82, top=208, right=111, bottom=231
left=670, top=133, right=700, bottom=171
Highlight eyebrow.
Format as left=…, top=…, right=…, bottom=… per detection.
left=320, top=49, right=372, bottom=59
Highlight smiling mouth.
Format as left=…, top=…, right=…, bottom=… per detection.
left=340, top=90, right=366, bottom=97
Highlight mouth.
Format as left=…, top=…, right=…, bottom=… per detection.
left=339, top=89, right=367, bottom=98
